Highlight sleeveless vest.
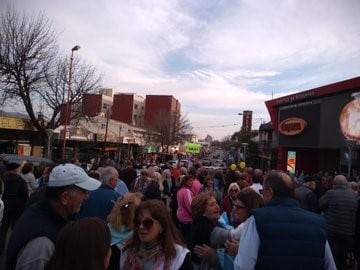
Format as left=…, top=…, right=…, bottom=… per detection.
left=253, top=197, right=327, bottom=270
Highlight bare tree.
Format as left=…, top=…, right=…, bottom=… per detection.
left=0, top=7, right=102, bottom=157
left=0, top=7, right=57, bottom=124
left=43, top=56, right=101, bottom=129
left=148, top=109, right=193, bottom=151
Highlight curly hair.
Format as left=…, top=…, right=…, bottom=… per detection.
left=122, top=199, right=183, bottom=262
left=107, top=192, right=142, bottom=230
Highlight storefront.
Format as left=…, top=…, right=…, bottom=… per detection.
left=265, top=77, right=360, bottom=175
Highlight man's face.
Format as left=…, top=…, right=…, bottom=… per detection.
left=64, top=187, right=89, bottom=215
left=261, top=180, right=272, bottom=204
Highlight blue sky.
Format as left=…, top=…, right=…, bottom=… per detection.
left=2, top=0, right=360, bottom=140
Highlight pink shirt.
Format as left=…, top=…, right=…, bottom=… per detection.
left=176, top=187, right=194, bottom=223
left=191, top=179, right=202, bottom=195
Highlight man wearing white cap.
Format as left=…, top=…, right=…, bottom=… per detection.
left=6, top=163, right=101, bottom=270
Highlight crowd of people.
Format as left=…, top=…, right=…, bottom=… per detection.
left=0, top=155, right=359, bottom=269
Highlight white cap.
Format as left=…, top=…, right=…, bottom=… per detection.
left=48, top=163, right=101, bottom=191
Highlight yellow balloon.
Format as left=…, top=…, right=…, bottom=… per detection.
left=239, top=161, right=246, bottom=169
left=230, top=164, right=237, bottom=170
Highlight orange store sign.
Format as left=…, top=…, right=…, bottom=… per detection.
left=279, top=117, right=307, bottom=136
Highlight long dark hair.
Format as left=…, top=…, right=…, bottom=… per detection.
left=46, top=217, right=111, bottom=270
left=123, top=199, right=184, bottom=262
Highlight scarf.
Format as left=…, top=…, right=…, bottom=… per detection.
left=123, top=241, right=171, bottom=270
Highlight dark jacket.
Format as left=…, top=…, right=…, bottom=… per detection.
left=76, top=184, right=120, bottom=221
left=295, top=185, right=320, bottom=213
left=6, top=199, right=68, bottom=270
left=319, top=185, right=358, bottom=235
left=253, top=197, right=327, bottom=270
left=2, top=172, right=28, bottom=213
left=188, top=215, right=219, bottom=269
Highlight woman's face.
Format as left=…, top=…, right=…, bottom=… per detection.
left=205, top=178, right=214, bottom=188
left=229, top=187, right=240, bottom=199
left=232, top=199, right=248, bottom=224
left=185, top=178, right=193, bottom=187
left=135, top=210, right=163, bottom=245
left=203, top=197, right=220, bottom=222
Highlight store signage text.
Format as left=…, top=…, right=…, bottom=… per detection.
left=279, top=117, right=307, bottom=136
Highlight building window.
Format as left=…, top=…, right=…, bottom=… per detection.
left=134, top=104, right=138, bottom=109
left=101, top=124, right=106, bottom=129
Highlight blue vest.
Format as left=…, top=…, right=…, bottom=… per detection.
left=253, top=197, right=327, bottom=270
left=6, top=199, right=68, bottom=270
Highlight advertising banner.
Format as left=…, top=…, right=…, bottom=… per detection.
left=185, top=142, right=201, bottom=153
left=287, top=151, right=296, bottom=174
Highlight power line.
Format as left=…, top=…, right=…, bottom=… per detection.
left=193, top=123, right=241, bottom=129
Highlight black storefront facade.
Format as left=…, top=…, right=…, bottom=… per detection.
left=265, top=76, right=360, bottom=176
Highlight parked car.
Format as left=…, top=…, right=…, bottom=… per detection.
left=0, top=154, right=53, bottom=167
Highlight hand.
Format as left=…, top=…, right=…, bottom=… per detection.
left=193, top=244, right=215, bottom=260
left=224, top=239, right=239, bottom=256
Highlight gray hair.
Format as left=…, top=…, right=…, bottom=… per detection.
left=333, top=175, right=348, bottom=186
left=99, top=166, right=118, bottom=184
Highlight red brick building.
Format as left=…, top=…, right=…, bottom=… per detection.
left=112, top=94, right=145, bottom=126
left=144, top=95, right=180, bottom=127
left=82, top=88, right=113, bottom=118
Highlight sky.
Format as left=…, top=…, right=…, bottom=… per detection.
left=2, top=0, right=360, bottom=140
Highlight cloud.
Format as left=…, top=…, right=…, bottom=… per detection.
left=2, top=0, right=360, bottom=140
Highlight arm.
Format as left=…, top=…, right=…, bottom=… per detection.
left=318, top=192, right=329, bottom=212
left=211, top=226, right=231, bottom=248
left=15, top=236, right=54, bottom=270
left=183, top=188, right=193, bottom=214
left=234, top=216, right=259, bottom=270
left=28, top=174, right=38, bottom=191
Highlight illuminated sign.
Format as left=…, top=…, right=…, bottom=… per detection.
left=279, top=117, right=307, bottom=136
left=287, top=151, right=296, bottom=174
left=185, top=142, right=201, bottom=154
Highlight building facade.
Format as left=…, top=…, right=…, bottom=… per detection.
left=265, top=76, right=360, bottom=175
left=82, top=88, right=114, bottom=118
left=112, top=93, right=145, bottom=126
left=144, top=95, right=180, bottom=127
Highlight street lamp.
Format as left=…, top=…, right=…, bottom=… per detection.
left=62, top=45, right=80, bottom=161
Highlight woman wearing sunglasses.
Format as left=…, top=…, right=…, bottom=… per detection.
left=107, top=192, right=142, bottom=270
left=222, top=183, right=241, bottom=221
left=120, top=199, right=193, bottom=270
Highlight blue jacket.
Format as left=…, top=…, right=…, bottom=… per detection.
left=253, top=197, right=327, bottom=270
left=6, top=199, right=68, bottom=270
left=76, top=184, right=120, bottom=221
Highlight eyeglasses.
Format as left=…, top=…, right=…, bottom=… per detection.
left=141, top=173, right=148, bottom=176
left=134, top=218, right=159, bottom=230
left=230, top=189, right=239, bottom=192
left=234, top=204, right=246, bottom=210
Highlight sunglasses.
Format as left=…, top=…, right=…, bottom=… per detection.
left=134, top=218, right=159, bottom=230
